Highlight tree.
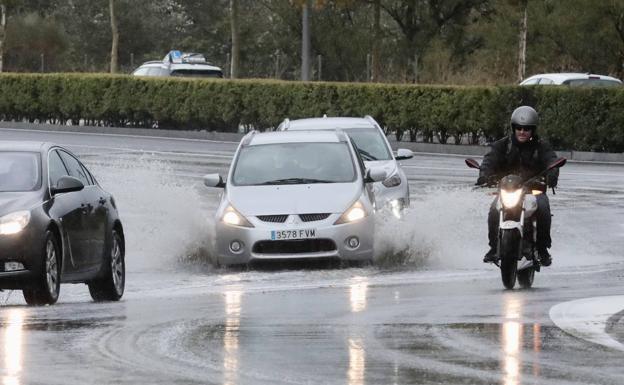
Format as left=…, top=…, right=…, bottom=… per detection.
left=371, top=0, right=381, bottom=81
left=109, top=0, right=119, bottom=73
left=0, top=0, right=21, bottom=72
left=381, top=0, right=489, bottom=83
left=230, top=0, right=240, bottom=78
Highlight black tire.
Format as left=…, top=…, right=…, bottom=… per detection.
left=88, top=230, right=125, bottom=302
left=518, top=267, right=535, bottom=289
left=499, top=230, right=520, bottom=290
left=23, top=231, right=61, bottom=306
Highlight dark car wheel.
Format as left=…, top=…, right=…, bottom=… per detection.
left=23, top=231, right=61, bottom=306
left=88, top=230, right=125, bottom=302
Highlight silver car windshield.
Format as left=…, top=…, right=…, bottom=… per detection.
left=232, top=142, right=356, bottom=186
left=0, top=152, right=41, bottom=192
left=343, top=127, right=392, bottom=161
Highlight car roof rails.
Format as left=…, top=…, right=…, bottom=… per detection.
left=277, top=118, right=290, bottom=131
left=163, top=50, right=211, bottom=65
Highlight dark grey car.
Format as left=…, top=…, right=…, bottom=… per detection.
left=0, top=142, right=125, bottom=305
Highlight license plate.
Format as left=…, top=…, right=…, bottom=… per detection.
left=271, top=229, right=316, bottom=240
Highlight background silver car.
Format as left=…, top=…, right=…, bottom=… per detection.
left=204, top=130, right=387, bottom=266
left=278, top=116, right=413, bottom=217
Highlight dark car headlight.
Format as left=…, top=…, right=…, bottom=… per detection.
left=0, top=211, right=31, bottom=235
left=382, top=174, right=402, bottom=188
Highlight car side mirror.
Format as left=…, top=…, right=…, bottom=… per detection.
left=204, top=174, right=225, bottom=188
left=465, top=158, right=481, bottom=169
left=51, top=176, right=84, bottom=195
left=365, top=168, right=387, bottom=183
left=395, top=148, right=414, bottom=160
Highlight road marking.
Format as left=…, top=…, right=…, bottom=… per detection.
left=550, top=295, right=624, bottom=352
left=0, top=127, right=240, bottom=144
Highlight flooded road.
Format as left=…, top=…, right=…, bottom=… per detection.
left=1, top=127, right=623, bottom=384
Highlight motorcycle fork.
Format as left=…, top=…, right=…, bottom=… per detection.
left=495, top=208, right=525, bottom=269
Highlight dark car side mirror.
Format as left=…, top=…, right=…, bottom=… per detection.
left=51, top=176, right=85, bottom=195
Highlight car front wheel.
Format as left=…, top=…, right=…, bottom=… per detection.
left=23, top=231, right=61, bottom=306
left=88, top=229, right=125, bottom=302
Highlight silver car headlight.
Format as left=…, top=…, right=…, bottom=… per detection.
left=382, top=173, right=402, bottom=188
left=335, top=201, right=367, bottom=225
left=221, top=205, right=254, bottom=228
left=0, top=211, right=31, bottom=235
left=500, top=189, right=522, bottom=209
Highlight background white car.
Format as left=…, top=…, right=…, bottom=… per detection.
left=520, top=73, right=622, bottom=87
left=132, top=50, right=223, bottom=78
left=278, top=116, right=413, bottom=217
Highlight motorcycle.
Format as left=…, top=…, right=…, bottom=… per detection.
left=465, top=157, right=566, bottom=289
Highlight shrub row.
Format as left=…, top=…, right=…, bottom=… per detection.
left=0, top=73, right=623, bottom=152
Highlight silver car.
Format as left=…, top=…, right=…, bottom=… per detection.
left=204, top=130, right=387, bottom=266
left=278, top=116, right=413, bottom=217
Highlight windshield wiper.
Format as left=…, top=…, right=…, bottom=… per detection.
left=358, top=149, right=378, bottom=161
left=258, top=178, right=334, bottom=185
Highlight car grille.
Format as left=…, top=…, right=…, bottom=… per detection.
left=257, top=215, right=289, bottom=223
left=299, top=213, right=331, bottom=222
left=253, top=239, right=337, bottom=254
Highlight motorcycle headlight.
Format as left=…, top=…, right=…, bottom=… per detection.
left=382, top=174, right=402, bottom=188
left=221, top=205, right=254, bottom=228
left=335, top=201, right=367, bottom=225
left=0, top=211, right=31, bottom=235
left=500, top=189, right=523, bottom=208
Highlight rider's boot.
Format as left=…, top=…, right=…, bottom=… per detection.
left=538, top=248, right=552, bottom=267
left=483, top=247, right=497, bottom=263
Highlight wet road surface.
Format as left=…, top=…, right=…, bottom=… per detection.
left=0, top=127, right=623, bottom=384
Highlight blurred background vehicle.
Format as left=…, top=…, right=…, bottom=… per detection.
left=132, top=50, right=223, bottom=79
left=520, top=73, right=622, bottom=87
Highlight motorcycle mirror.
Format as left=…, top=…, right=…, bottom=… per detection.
left=465, top=158, right=481, bottom=169
left=547, top=157, right=567, bottom=170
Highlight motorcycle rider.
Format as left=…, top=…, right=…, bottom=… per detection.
left=478, top=106, right=559, bottom=266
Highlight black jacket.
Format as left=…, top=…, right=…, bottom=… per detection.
left=479, top=134, right=559, bottom=187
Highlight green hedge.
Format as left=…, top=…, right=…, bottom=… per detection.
left=0, top=73, right=623, bottom=152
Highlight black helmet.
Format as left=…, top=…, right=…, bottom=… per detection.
left=510, top=106, right=538, bottom=131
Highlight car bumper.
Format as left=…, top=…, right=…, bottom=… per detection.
left=0, top=229, right=41, bottom=289
left=215, top=214, right=375, bottom=265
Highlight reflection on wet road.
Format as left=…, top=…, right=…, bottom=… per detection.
left=0, top=129, right=623, bottom=384
left=3, top=310, right=23, bottom=385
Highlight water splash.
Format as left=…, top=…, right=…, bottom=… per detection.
left=89, top=155, right=219, bottom=272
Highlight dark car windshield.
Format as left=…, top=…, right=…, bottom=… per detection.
left=171, top=69, right=223, bottom=78
left=564, top=78, right=622, bottom=87
left=232, top=142, right=356, bottom=186
left=0, top=152, right=41, bottom=192
left=343, top=127, right=392, bottom=161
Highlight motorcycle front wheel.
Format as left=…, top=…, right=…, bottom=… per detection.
left=499, top=230, right=520, bottom=289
